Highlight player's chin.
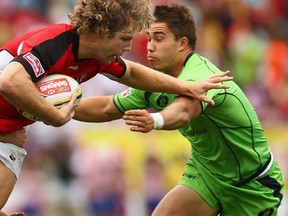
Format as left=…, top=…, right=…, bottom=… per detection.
left=148, top=62, right=161, bottom=71
left=101, top=59, right=112, bottom=65
left=103, top=55, right=118, bottom=64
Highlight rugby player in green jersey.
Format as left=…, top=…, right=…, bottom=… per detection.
left=74, top=3, right=284, bottom=216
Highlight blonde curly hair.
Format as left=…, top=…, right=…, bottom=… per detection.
left=68, top=0, right=155, bottom=37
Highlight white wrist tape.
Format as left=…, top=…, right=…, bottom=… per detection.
left=150, top=113, right=164, bottom=130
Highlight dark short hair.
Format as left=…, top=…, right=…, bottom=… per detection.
left=153, top=4, right=197, bottom=50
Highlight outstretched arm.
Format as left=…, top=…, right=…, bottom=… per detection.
left=123, top=96, right=201, bottom=133
left=119, top=59, right=232, bottom=106
left=73, top=95, right=123, bottom=122
left=74, top=71, right=227, bottom=125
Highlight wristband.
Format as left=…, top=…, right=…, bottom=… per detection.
left=150, top=113, right=164, bottom=130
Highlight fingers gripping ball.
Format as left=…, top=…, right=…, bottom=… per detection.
left=19, top=74, right=82, bottom=121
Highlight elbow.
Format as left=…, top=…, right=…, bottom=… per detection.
left=0, top=77, right=14, bottom=96
left=43, top=116, right=71, bottom=127
left=176, top=107, right=195, bottom=127
left=0, top=70, right=22, bottom=96
left=179, top=113, right=191, bottom=126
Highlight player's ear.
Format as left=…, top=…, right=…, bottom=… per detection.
left=178, top=37, right=189, bottom=51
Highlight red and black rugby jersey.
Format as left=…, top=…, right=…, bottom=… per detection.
left=0, top=23, right=126, bottom=134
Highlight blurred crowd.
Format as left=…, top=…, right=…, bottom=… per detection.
left=0, top=0, right=287, bottom=216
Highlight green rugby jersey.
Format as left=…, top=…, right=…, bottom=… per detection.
left=114, top=53, right=271, bottom=185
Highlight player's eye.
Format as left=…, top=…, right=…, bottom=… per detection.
left=121, top=38, right=132, bottom=42
left=155, top=35, right=164, bottom=42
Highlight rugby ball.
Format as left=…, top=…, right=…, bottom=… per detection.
left=19, top=74, right=82, bottom=121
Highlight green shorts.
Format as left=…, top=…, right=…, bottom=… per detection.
left=178, top=160, right=284, bottom=216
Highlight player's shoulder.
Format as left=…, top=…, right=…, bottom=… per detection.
left=51, top=23, right=74, bottom=30
left=23, top=23, right=74, bottom=38
left=42, top=23, right=74, bottom=35
left=5, top=23, right=75, bottom=48
left=184, top=53, right=221, bottom=76
left=186, top=53, right=214, bottom=67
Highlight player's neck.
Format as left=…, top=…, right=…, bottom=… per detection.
left=78, top=33, right=102, bottom=59
left=166, top=50, right=192, bottom=77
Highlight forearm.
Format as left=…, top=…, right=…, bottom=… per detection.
left=123, top=97, right=202, bottom=133
left=160, top=111, right=190, bottom=131
left=120, top=63, right=233, bottom=106
left=160, top=106, right=190, bottom=130
left=121, top=60, right=189, bottom=95
left=160, top=97, right=201, bottom=130
left=0, top=62, right=68, bottom=126
left=74, top=96, right=123, bottom=122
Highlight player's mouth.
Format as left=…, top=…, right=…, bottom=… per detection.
left=147, top=55, right=157, bottom=61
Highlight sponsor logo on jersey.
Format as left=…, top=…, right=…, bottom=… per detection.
left=182, top=173, right=196, bottom=179
left=121, top=88, right=132, bottom=98
left=68, top=65, right=78, bottom=70
left=156, top=95, right=169, bottom=107
left=23, top=52, right=45, bottom=77
left=182, top=128, right=208, bottom=137
left=76, top=74, right=86, bottom=83
left=37, top=78, right=71, bottom=96
left=9, top=153, right=16, bottom=162
left=258, top=208, right=274, bottom=216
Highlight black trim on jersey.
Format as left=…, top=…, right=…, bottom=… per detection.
left=72, top=31, right=81, bottom=61
left=114, top=56, right=127, bottom=78
left=183, top=52, right=194, bottom=67
left=144, top=92, right=153, bottom=102
left=203, top=91, right=266, bottom=185
left=12, top=30, right=77, bottom=82
left=31, top=30, right=75, bottom=70
left=195, top=54, right=264, bottom=185
left=12, top=57, right=38, bottom=81
left=113, top=96, right=126, bottom=114
left=234, top=153, right=272, bottom=187
left=257, top=175, right=283, bottom=203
